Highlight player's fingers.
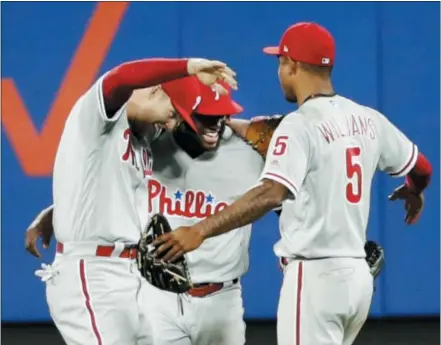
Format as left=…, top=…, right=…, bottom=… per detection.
left=410, top=210, right=422, bottom=224
left=405, top=207, right=416, bottom=224
left=220, top=71, right=238, bottom=90
left=406, top=205, right=423, bottom=225
left=42, top=234, right=52, bottom=249
left=212, top=83, right=228, bottom=95
left=25, top=231, right=41, bottom=258
left=169, top=250, right=185, bottom=263
left=388, top=185, right=408, bottom=201
left=389, top=189, right=405, bottom=200
left=152, top=233, right=170, bottom=247
left=222, top=65, right=237, bottom=77
left=42, top=241, right=49, bottom=249
left=388, top=192, right=399, bottom=201
left=162, top=246, right=182, bottom=262
left=154, top=239, right=174, bottom=256
left=25, top=239, right=41, bottom=258
left=207, top=60, right=227, bottom=70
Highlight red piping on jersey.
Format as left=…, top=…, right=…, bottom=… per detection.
left=102, top=58, right=189, bottom=115
left=390, top=144, right=416, bottom=177
left=405, top=152, right=432, bottom=194
left=264, top=172, right=299, bottom=195
left=295, top=262, right=303, bottom=345
left=79, top=260, right=103, bottom=345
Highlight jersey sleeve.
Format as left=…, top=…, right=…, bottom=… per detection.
left=376, top=111, right=418, bottom=177
left=259, top=115, right=310, bottom=199
left=74, top=74, right=125, bottom=139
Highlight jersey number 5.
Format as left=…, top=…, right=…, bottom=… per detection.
left=346, top=147, right=362, bottom=203
left=273, top=136, right=288, bottom=156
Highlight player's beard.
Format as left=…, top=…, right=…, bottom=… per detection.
left=173, top=116, right=226, bottom=157
left=193, top=115, right=226, bottom=151
left=285, top=93, right=298, bottom=103
left=282, top=85, right=298, bottom=103
left=280, top=77, right=298, bottom=103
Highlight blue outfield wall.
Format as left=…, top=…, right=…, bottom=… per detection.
left=1, top=2, right=439, bottom=321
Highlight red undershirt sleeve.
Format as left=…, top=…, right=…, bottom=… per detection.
left=102, top=58, right=189, bottom=117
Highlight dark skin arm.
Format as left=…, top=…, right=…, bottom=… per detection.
left=153, top=179, right=289, bottom=262
left=25, top=205, right=54, bottom=257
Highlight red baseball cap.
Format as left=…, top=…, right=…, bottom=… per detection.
left=263, top=22, right=335, bottom=66
left=162, top=77, right=201, bottom=131
left=196, top=80, right=243, bottom=116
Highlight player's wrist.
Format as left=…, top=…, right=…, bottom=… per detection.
left=186, top=59, right=199, bottom=76
left=405, top=176, right=423, bottom=196
left=193, top=223, right=208, bottom=241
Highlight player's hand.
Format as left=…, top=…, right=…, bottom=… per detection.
left=25, top=227, right=52, bottom=258
left=153, top=226, right=204, bottom=262
left=187, top=59, right=238, bottom=94
left=25, top=206, right=54, bottom=257
left=227, top=115, right=282, bottom=140
left=226, top=118, right=251, bottom=139
left=388, top=184, right=424, bottom=225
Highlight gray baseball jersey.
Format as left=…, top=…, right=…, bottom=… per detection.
left=260, top=95, right=417, bottom=259
left=52, top=75, right=154, bottom=244
left=149, top=126, right=264, bottom=283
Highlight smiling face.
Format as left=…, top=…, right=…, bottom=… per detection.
left=192, top=113, right=228, bottom=150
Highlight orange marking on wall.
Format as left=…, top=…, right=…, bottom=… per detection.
left=1, top=2, right=129, bottom=176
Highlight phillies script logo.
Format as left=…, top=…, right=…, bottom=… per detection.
left=148, top=179, right=228, bottom=218
left=121, top=129, right=152, bottom=177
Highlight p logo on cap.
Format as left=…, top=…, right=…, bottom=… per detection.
left=196, top=80, right=243, bottom=116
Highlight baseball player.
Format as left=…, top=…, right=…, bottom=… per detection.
left=27, top=78, right=263, bottom=345
left=144, top=80, right=263, bottom=345
left=153, top=22, right=433, bottom=345
left=26, top=57, right=237, bottom=345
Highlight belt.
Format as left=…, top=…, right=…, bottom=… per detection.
left=56, top=242, right=138, bottom=259
left=187, top=278, right=239, bottom=298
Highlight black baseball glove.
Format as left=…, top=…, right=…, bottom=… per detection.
left=137, top=214, right=192, bottom=294
left=365, top=240, right=385, bottom=278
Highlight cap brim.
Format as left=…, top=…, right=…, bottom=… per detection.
left=263, top=46, right=280, bottom=55
left=162, top=77, right=200, bottom=132
left=230, top=101, right=244, bottom=115
left=172, top=101, right=197, bottom=132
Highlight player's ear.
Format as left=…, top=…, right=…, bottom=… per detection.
left=287, top=58, right=299, bottom=76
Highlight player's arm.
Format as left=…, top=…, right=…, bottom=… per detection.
left=228, top=115, right=285, bottom=158
left=102, top=59, right=189, bottom=117
left=25, top=204, right=55, bottom=258
left=154, top=116, right=309, bottom=261
left=376, top=111, right=432, bottom=223
left=74, top=59, right=190, bottom=140
left=155, top=178, right=290, bottom=261
left=81, top=58, right=236, bottom=134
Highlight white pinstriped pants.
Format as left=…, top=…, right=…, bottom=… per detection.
left=278, top=258, right=373, bottom=345
left=45, top=255, right=152, bottom=345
